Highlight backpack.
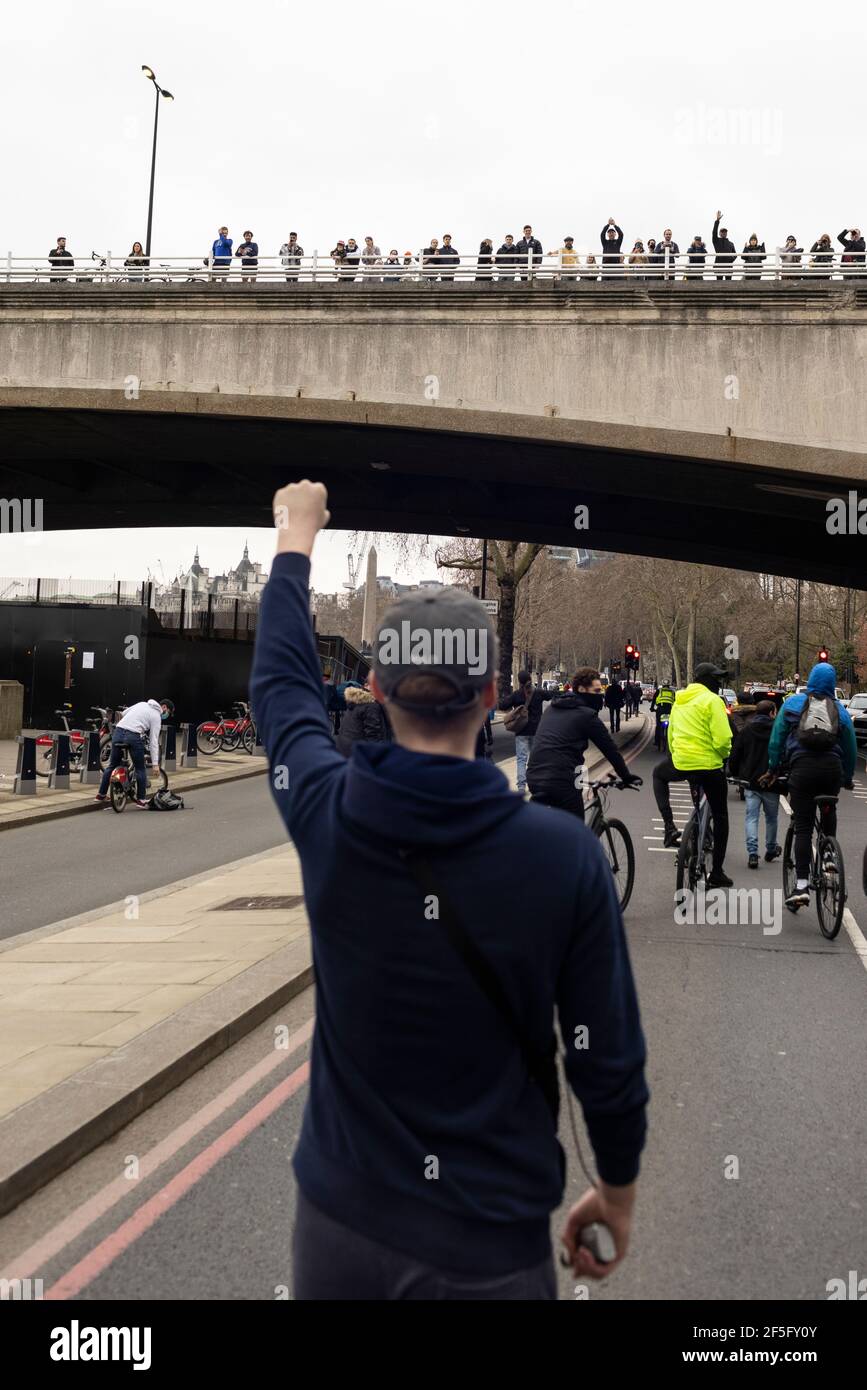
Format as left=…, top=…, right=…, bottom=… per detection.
left=795, top=695, right=839, bottom=752
left=503, top=699, right=529, bottom=734
left=148, top=787, right=185, bottom=810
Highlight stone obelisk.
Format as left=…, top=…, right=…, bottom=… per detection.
left=361, top=545, right=378, bottom=649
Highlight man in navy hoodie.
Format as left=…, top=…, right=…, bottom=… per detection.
left=251, top=480, right=648, bottom=1300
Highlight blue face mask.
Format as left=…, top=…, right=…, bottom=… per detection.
left=161, top=709, right=170, bottom=722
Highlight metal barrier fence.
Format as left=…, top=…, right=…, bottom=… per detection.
left=4, top=249, right=867, bottom=284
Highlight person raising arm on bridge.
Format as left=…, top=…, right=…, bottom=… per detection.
left=250, top=483, right=648, bottom=1301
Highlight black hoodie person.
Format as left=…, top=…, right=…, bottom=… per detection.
left=251, top=487, right=648, bottom=1300
left=741, top=234, right=766, bottom=279
left=727, top=700, right=781, bottom=868
left=527, top=667, right=638, bottom=818
left=711, top=212, right=736, bottom=279
left=600, top=219, right=624, bottom=278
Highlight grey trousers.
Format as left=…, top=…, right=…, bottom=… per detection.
left=292, top=1190, right=557, bottom=1300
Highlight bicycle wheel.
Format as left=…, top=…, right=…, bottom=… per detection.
left=241, top=723, right=256, bottom=753
left=782, top=824, right=798, bottom=910
left=196, top=723, right=222, bottom=755
left=816, top=835, right=845, bottom=940
left=220, top=727, right=242, bottom=752
left=598, top=818, right=635, bottom=912
left=35, top=747, right=52, bottom=778
left=675, top=815, right=699, bottom=893
left=109, top=775, right=127, bottom=812
left=99, top=735, right=112, bottom=768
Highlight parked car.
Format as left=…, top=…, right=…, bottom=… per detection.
left=846, top=692, right=867, bottom=743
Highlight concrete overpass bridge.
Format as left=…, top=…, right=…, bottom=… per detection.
left=0, top=281, right=865, bottom=586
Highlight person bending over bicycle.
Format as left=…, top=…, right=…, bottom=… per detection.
left=96, top=698, right=174, bottom=807
left=763, top=661, right=856, bottom=909
left=667, top=662, right=733, bottom=887
left=527, top=667, right=641, bottom=818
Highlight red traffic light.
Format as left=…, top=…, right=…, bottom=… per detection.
left=625, top=644, right=635, bottom=656
left=818, top=648, right=829, bottom=661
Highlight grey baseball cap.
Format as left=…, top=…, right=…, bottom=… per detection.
left=374, top=587, right=497, bottom=714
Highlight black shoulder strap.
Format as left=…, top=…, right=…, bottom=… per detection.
left=399, top=849, right=559, bottom=1123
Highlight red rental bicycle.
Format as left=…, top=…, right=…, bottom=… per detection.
left=195, top=701, right=257, bottom=755
left=36, top=704, right=114, bottom=778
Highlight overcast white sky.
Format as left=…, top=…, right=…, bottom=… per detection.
left=2, top=0, right=863, bottom=590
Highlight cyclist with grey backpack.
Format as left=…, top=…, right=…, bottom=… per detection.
left=765, top=662, right=856, bottom=909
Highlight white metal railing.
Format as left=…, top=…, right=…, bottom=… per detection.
left=4, top=248, right=867, bottom=284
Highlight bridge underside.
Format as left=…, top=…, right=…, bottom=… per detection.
left=0, top=406, right=863, bottom=587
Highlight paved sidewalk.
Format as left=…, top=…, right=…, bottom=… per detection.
left=0, top=843, right=308, bottom=1120
left=0, top=742, right=267, bottom=831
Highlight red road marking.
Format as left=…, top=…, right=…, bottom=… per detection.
left=44, top=1059, right=309, bottom=1299
left=1, top=1018, right=313, bottom=1284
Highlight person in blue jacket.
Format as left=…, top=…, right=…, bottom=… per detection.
left=766, top=661, right=856, bottom=907
left=210, top=226, right=233, bottom=279
left=251, top=479, right=648, bottom=1302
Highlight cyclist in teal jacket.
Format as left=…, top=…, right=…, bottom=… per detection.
left=767, top=662, right=856, bottom=906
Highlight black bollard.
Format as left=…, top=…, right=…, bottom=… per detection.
left=48, top=733, right=72, bottom=790
left=162, top=724, right=177, bottom=773
left=180, top=722, right=197, bottom=769
left=13, top=735, right=38, bottom=795
left=79, top=729, right=102, bottom=784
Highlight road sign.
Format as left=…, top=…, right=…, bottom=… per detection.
left=481, top=599, right=499, bottom=616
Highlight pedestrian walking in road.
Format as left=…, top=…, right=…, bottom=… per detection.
left=741, top=234, right=766, bottom=280
left=711, top=213, right=736, bottom=280
left=334, top=678, right=391, bottom=755
left=515, top=224, right=543, bottom=280
left=235, top=230, right=259, bottom=282
left=477, top=238, right=494, bottom=281
left=209, top=226, right=233, bottom=280
left=809, top=233, right=834, bottom=278
left=280, top=232, right=304, bottom=282
left=48, top=236, right=74, bottom=282
left=438, top=233, right=460, bottom=281
left=252, top=486, right=649, bottom=1301
left=124, top=242, right=149, bottom=281
left=604, top=679, right=625, bottom=733
left=838, top=227, right=865, bottom=269
left=727, top=699, right=781, bottom=869
left=495, top=234, right=518, bottom=281
left=499, top=671, right=556, bottom=794
left=600, top=218, right=624, bottom=279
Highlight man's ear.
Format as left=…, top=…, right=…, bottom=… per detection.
left=369, top=671, right=387, bottom=704
left=482, top=677, right=497, bottom=711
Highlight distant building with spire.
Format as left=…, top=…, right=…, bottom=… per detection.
left=167, top=541, right=268, bottom=607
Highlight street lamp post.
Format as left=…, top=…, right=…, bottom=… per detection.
left=141, top=66, right=174, bottom=259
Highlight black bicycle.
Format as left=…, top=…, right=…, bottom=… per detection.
left=676, top=780, right=714, bottom=893
left=782, top=794, right=846, bottom=939
left=585, top=775, right=638, bottom=911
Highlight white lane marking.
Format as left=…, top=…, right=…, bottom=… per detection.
left=648, top=847, right=678, bottom=853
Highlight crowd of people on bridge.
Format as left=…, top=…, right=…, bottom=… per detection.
left=43, top=212, right=867, bottom=282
